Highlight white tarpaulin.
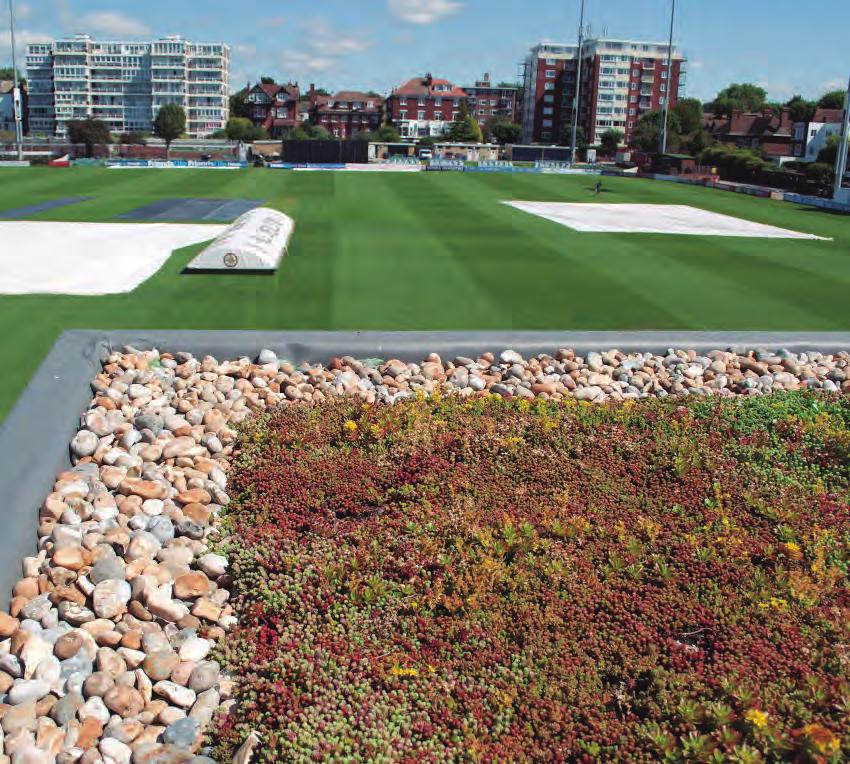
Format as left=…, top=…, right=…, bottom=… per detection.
left=185, top=207, right=294, bottom=272
left=0, top=221, right=225, bottom=295
left=504, top=202, right=830, bottom=240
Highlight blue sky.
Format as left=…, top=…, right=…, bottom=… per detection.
left=2, top=0, right=848, bottom=102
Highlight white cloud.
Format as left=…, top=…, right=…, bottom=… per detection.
left=389, top=0, right=462, bottom=25
left=0, top=28, right=53, bottom=61
left=75, top=11, right=151, bottom=38
left=279, top=19, right=373, bottom=75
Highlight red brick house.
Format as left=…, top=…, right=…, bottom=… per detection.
left=313, top=91, right=383, bottom=138
left=386, top=74, right=468, bottom=140
left=245, top=82, right=300, bottom=138
left=720, top=107, right=796, bottom=161
left=464, top=73, right=518, bottom=130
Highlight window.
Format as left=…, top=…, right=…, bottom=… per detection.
left=435, top=97, right=442, bottom=106
left=627, top=120, right=634, bottom=128
left=661, top=70, right=668, bottom=79
left=544, top=82, right=555, bottom=91
left=418, top=97, right=425, bottom=106
left=545, top=58, right=556, bottom=65
left=544, top=94, right=554, bottom=103
left=630, top=95, right=638, bottom=103
left=660, top=84, right=666, bottom=93
left=399, top=110, right=407, bottom=119
left=542, top=118, right=553, bottom=127
left=399, top=97, right=407, bottom=105
left=543, top=107, right=553, bottom=115
left=541, top=132, right=552, bottom=141
left=545, top=70, right=556, bottom=78
left=628, top=108, right=636, bottom=116
left=659, top=96, right=666, bottom=105
left=434, top=113, right=443, bottom=121
left=630, top=82, right=638, bottom=90
left=418, top=110, right=426, bottom=120
left=453, top=98, right=460, bottom=106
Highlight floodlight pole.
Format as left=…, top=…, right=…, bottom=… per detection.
left=569, top=0, right=586, bottom=165
left=8, top=0, right=23, bottom=160
left=833, top=74, right=850, bottom=201
left=658, top=0, right=676, bottom=155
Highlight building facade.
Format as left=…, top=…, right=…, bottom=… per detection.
left=26, top=35, right=229, bottom=137
left=386, top=74, right=468, bottom=140
left=313, top=91, right=383, bottom=138
left=463, top=73, right=518, bottom=130
left=793, top=108, right=844, bottom=162
left=521, top=38, right=685, bottom=146
left=0, top=80, right=27, bottom=134
left=245, top=82, right=300, bottom=138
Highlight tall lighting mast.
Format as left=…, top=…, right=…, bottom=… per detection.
left=658, top=0, right=676, bottom=155
left=833, top=74, right=850, bottom=201
left=569, top=0, right=586, bottom=165
left=7, top=0, right=24, bottom=161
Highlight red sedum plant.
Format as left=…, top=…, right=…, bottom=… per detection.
left=214, top=392, right=850, bottom=763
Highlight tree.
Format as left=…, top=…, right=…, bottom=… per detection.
left=377, top=125, right=401, bottom=143
left=0, top=67, right=21, bottom=81
left=311, top=125, right=333, bottom=141
left=290, top=120, right=314, bottom=140
left=804, top=162, right=834, bottom=186
left=447, top=101, right=483, bottom=143
left=229, top=88, right=251, bottom=119
left=260, top=76, right=276, bottom=85
left=487, top=118, right=522, bottom=145
left=785, top=94, right=816, bottom=123
left=560, top=124, right=588, bottom=153
left=225, top=117, right=267, bottom=141
left=707, top=83, right=767, bottom=117
left=118, top=131, right=147, bottom=145
left=67, top=118, right=112, bottom=157
left=817, top=133, right=848, bottom=165
left=672, top=98, right=703, bottom=134
left=153, top=103, right=186, bottom=158
left=600, top=128, right=623, bottom=157
left=818, top=90, right=846, bottom=110
left=629, top=109, right=682, bottom=152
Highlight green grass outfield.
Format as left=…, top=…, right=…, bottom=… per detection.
left=1, top=166, right=848, bottom=420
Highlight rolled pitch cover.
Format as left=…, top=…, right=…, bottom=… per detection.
left=185, top=207, right=295, bottom=272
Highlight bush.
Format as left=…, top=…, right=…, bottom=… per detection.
left=214, top=393, right=850, bottom=763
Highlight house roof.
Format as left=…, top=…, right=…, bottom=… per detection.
left=812, top=108, right=843, bottom=124
left=392, top=76, right=467, bottom=98
left=252, top=82, right=299, bottom=103
left=317, top=91, right=382, bottom=114
left=727, top=109, right=794, bottom=139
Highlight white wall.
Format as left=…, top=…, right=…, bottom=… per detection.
left=803, top=121, right=842, bottom=162
left=0, top=93, right=14, bottom=131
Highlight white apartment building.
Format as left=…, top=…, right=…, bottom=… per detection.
left=26, top=35, right=229, bottom=137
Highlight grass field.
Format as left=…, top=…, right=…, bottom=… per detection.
left=1, top=166, right=849, bottom=420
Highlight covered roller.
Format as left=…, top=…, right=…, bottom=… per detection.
left=184, top=207, right=295, bottom=272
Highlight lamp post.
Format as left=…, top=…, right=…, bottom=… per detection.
left=833, top=74, right=850, bottom=201
left=658, top=0, right=676, bottom=155
left=569, top=0, right=586, bottom=165
left=7, top=0, right=23, bottom=161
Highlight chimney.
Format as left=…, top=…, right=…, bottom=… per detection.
left=425, top=72, right=433, bottom=86
left=309, top=83, right=316, bottom=103
left=483, top=72, right=490, bottom=84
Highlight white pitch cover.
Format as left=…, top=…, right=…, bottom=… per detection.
left=185, top=207, right=295, bottom=272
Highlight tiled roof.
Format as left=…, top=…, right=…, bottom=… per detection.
left=727, top=110, right=793, bottom=138
left=812, top=108, right=843, bottom=124
left=392, top=76, right=467, bottom=98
